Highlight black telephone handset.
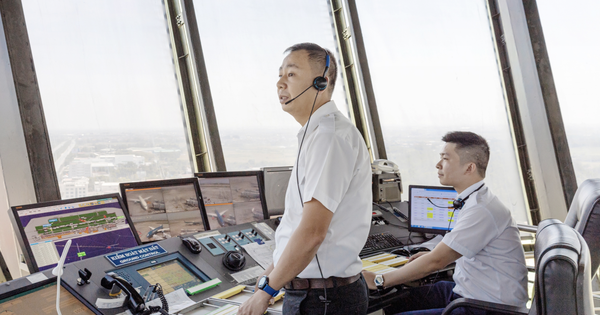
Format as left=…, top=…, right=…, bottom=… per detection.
left=101, top=273, right=146, bottom=314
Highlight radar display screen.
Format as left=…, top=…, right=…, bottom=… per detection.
left=122, top=181, right=206, bottom=243
left=196, top=171, right=268, bottom=229
left=137, top=259, right=204, bottom=294
left=13, top=195, right=140, bottom=272
left=0, top=282, right=94, bottom=314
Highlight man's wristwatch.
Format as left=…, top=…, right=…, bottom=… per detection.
left=257, top=275, right=280, bottom=297
left=374, top=274, right=385, bottom=290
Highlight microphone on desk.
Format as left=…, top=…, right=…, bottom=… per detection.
left=53, top=239, right=72, bottom=315
left=285, top=84, right=314, bottom=105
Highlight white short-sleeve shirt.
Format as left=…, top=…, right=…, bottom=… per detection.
left=442, top=180, right=528, bottom=307
left=272, top=101, right=372, bottom=279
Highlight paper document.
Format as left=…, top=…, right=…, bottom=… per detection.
left=230, top=265, right=264, bottom=284
left=26, top=272, right=48, bottom=284
left=145, top=288, right=195, bottom=314
left=242, top=240, right=276, bottom=269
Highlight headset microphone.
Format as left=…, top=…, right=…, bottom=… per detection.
left=285, top=84, right=313, bottom=105
left=285, top=53, right=330, bottom=105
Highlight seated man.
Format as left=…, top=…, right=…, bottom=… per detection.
left=363, top=131, right=528, bottom=315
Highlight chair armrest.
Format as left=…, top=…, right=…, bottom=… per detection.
left=441, top=298, right=528, bottom=315
left=517, top=224, right=537, bottom=233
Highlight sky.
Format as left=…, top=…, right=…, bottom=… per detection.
left=22, top=0, right=599, bottom=130
left=18, top=0, right=600, bottom=219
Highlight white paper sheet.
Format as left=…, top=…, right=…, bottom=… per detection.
left=242, top=240, right=276, bottom=269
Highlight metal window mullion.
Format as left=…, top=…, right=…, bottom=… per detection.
left=487, top=0, right=541, bottom=224
left=521, top=0, right=577, bottom=207
left=330, top=0, right=386, bottom=161
left=164, top=0, right=226, bottom=172
left=0, top=0, right=60, bottom=202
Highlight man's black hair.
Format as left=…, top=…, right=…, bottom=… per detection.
left=442, top=131, right=490, bottom=178
left=284, top=43, right=337, bottom=92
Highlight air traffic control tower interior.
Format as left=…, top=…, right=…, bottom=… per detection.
left=0, top=1, right=599, bottom=314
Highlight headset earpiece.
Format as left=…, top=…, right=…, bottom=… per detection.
left=453, top=198, right=465, bottom=210
left=313, top=76, right=327, bottom=91
left=311, top=51, right=330, bottom=91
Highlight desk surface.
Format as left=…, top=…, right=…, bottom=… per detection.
left=366, top=202, right=454, bottom=313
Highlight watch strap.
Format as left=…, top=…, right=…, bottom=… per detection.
left=261, top=283, right=279, bottom=297
left=375, top=274, right=385, bottom=290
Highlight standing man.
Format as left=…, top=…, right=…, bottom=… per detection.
left=363, top=131, right=528, bottom=314
left=239, top=43, right=372, bottom=315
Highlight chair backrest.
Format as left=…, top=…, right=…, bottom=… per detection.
left=531, top=219, right=594, bottom=315
left=564, top=178, right=600, bottom=275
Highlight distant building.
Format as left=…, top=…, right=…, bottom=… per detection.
left=92, top=181, right=120, bottom=195
left=68, top=161, right=92, bottom=178
left=98, top=155, right=145, bottom=166
left=60, top=177, right=89, bottom=199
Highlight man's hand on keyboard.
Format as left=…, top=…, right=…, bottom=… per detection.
left=407, top=252, right=428, bottom=263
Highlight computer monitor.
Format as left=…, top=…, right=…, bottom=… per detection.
left=408, top=185, right=459, bottom=235
left=262, top=166, right=293, bottom=216
left=0, top=252, right=11, bottom=283
left=120, top=178, right=209, bottom=243
left=195, top=171, right=269, bottom=229
left=10, top=194, right=140, bottom=272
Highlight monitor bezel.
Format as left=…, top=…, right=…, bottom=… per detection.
left=0, top=251, right=12, bottom=282
left=261, top=166, right=293, bottom=215
left=107, top=252, right=211, bottom=296
left=195, top=171, right=269, bottom=222
left=10, top=193, right=141, bottom=273
left=408, top=185, right=458, bottom=235
left=120, top=177, right=210, bottom=239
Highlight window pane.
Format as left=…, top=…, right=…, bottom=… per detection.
left=355, top=0, right=529, bottom=223
left=23, top=0, right=193, bottom=199
left=193, top=0, right=349, bottom=171
left=537, top=1, right=600, bottom=184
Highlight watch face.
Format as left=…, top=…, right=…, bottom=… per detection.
left=374, top=275, right=384, bottom=286
left=258, top=276, right=267, bottom=289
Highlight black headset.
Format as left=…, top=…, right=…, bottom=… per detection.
left=427, top=183, right=485, bottom=210
left=284, top=51, right=330, bottom=105
left=313, top=52, right=330, bottom=91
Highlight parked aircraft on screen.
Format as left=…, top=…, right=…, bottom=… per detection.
left=133, top=196, right=152, bottom=211
left=208, top=209, right=236, bottom=227
left=146, top=225, right=170, bottom=238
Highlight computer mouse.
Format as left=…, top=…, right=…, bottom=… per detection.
left=409, top=247, right=431, bottom=255
left=181, top=237, right=202, bottom=254
left=222, top=250, right=246, bottom=271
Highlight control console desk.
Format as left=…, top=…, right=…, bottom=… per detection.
left=56, top=219, right=279, bottom=314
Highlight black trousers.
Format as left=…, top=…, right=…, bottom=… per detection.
left=385, top=281, right=496, bottom=315
left=282, top=275, right=369, bottom=315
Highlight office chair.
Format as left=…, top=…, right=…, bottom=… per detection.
left=519, top=178, right=600, bottom=313
left=441, top=219, right=594, bottom=315
left=564, top=178, right=600, bottom=275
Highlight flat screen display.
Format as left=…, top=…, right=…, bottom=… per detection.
left=12, top=195, right=140, bottom=272
left=262, top=166, right=292, bottom=216
left=121, top=180, right=207, bottom=243
left=0, top=282, right=95, bottom=314
left=137, top=259, right=204, bottom=294
left=408, top=185, right=459, bottom=234
left=196, top=171, right=268, bottom=229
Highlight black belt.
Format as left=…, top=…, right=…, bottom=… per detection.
left=284, top=274, right=361, bottom=290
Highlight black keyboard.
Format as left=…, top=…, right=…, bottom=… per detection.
left=360, top=232, right=403, bottom=257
